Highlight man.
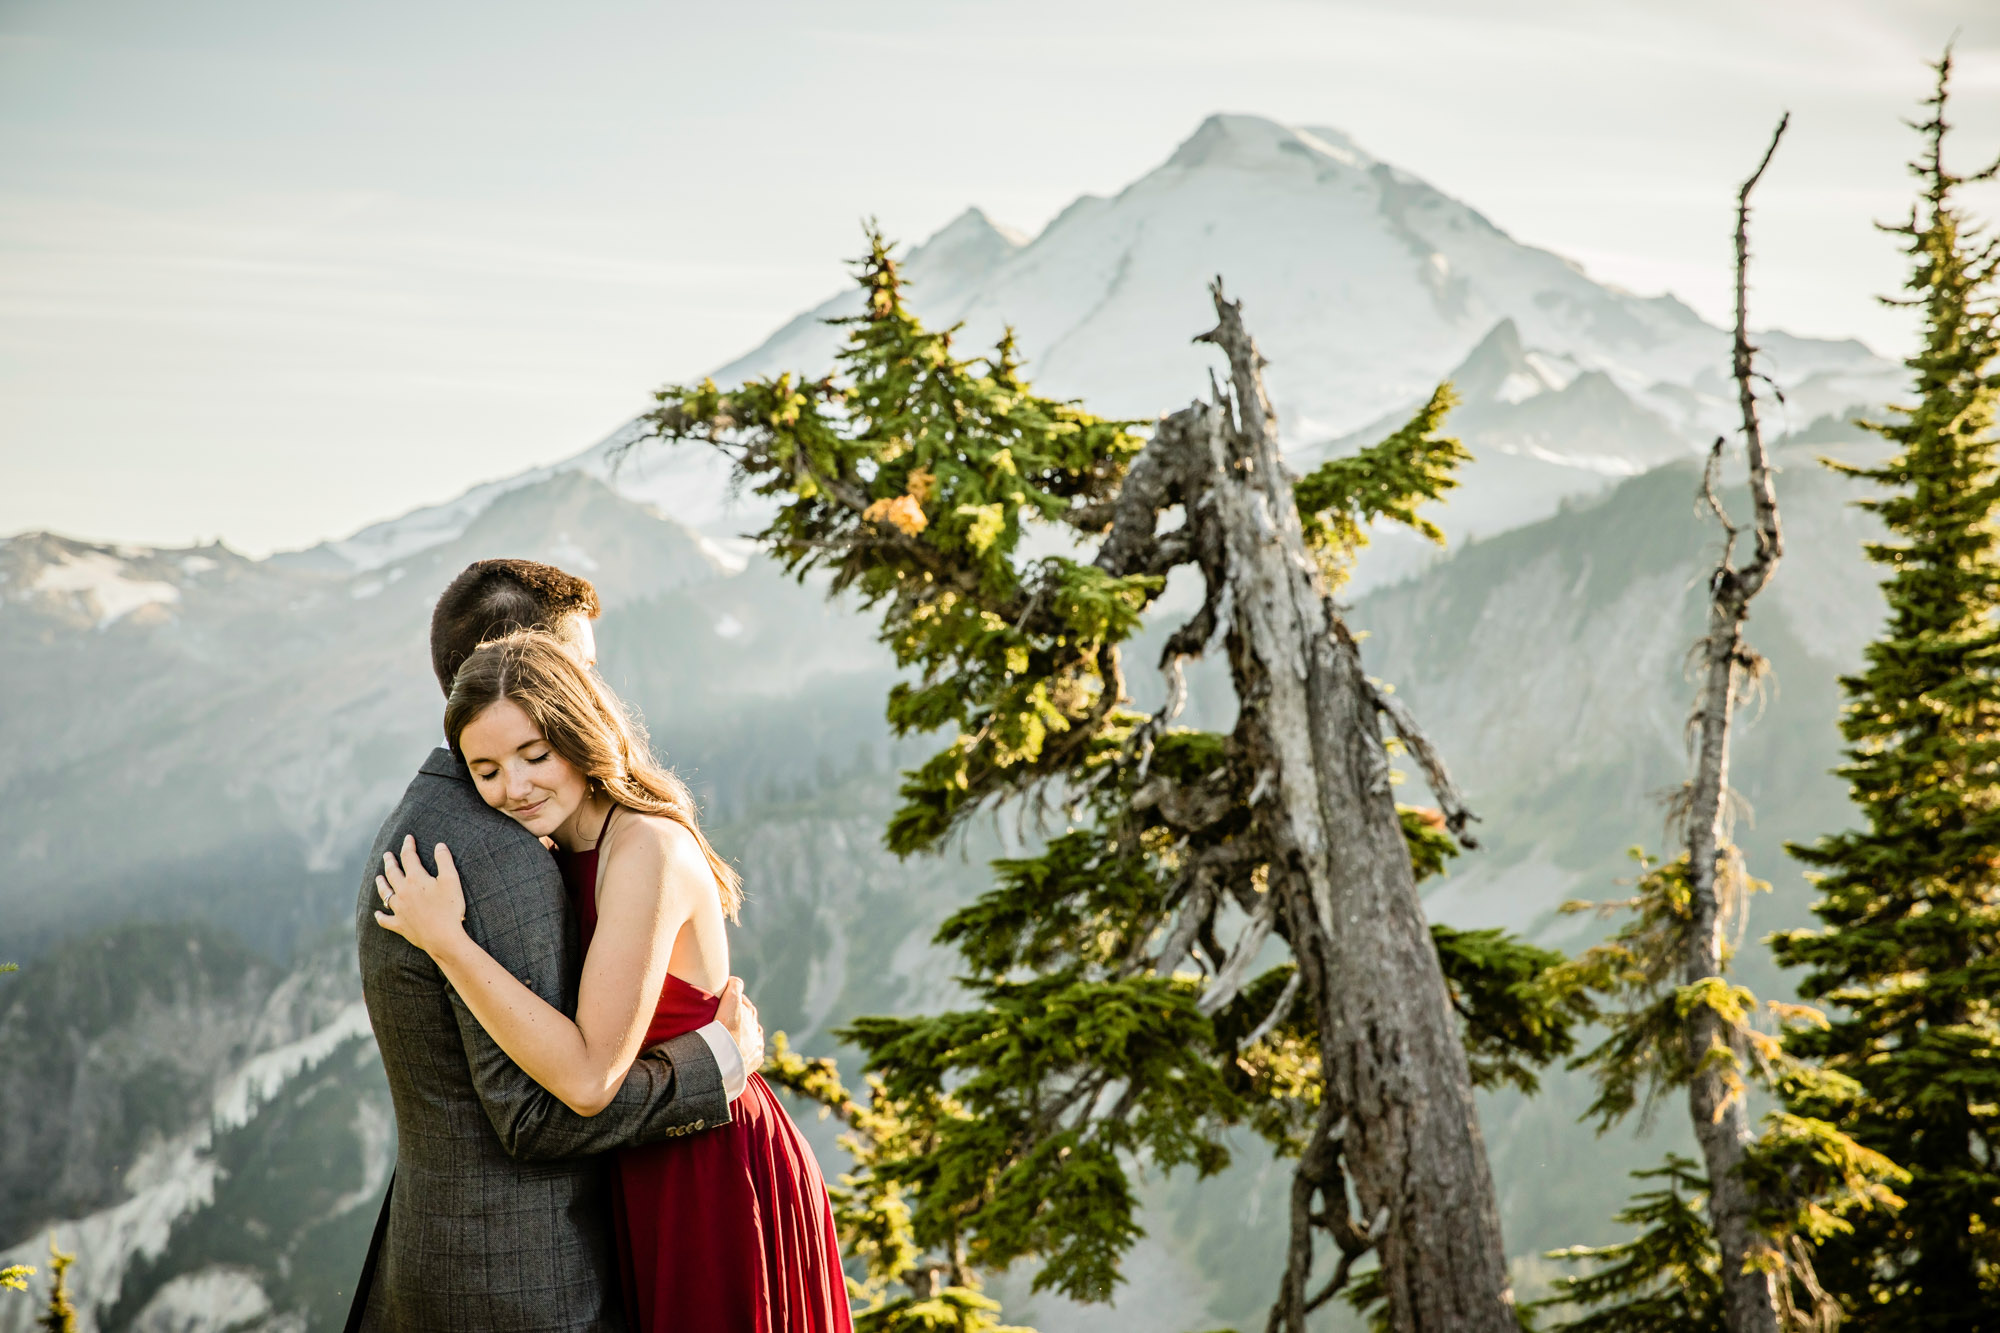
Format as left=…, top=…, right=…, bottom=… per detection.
left=348, top=559, right=761, bottom=1332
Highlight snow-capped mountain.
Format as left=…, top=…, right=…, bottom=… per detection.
left=716, top=115, right=1892, bottom=444
left=282, top=113, right=1895, bottom=591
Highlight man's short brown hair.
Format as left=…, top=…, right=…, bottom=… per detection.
left=429, top=559, right=601, bottom=694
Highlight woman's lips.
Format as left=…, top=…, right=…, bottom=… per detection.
left=512, top=798, right=547, bottom=820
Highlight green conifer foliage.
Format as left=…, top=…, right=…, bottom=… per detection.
left=1293, top=383, right=1465, bottom=590
left=1543, top=849, right=1904, bottom=1333
left=654, top=229, right=1581, bottom=1329
left=1533, top=1156, right=1727, bottom=1333
left=763, top=1034, right=1032, bottom=1333
left=1772, top=53, right=2000, bottom=1322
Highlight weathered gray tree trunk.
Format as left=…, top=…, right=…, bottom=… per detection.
left=1099, top=286, right=1517, bottom=1333
left=1681, top=117, right=1789, bottom=1333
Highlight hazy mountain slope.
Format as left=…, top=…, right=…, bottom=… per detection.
left=1289, top=316, right=1704, bottom=585
left=1357, top=428, right=1885, bottom=951
left=0, top=926, right=377, bottom=1333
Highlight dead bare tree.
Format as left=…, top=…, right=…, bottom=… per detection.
left=1098, top=286, right=1519, bottom=1333
left=1681, top=114, right=1791, bottom=1333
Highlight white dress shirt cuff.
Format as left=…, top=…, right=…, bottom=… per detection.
left=695, top=1020, right=748, bottom=1102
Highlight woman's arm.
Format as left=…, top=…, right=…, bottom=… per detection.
left=374, top=822, right=700, bottom=1116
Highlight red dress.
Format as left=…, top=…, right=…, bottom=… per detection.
left=558, top=820, right=854, bottom=1333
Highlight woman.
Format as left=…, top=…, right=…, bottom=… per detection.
left=372, top=629, right=852, bottom=1333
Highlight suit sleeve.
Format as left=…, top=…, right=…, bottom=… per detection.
left=438, top=830, right=731, bottom=1160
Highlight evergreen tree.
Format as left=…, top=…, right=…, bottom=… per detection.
left=763, top=1034, right=1030, bottom=1333
left=1537, top=1156, right=1726, bottom=1333
left=652, top=229, right=1587, bottom=1332
left=1773, top=51, right=2000, bottom=1323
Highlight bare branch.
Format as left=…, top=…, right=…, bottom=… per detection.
left=1152, top=878, right=1216, bottom=976
left=1699, top=436, right=1739, bottom=538
left=1367, top=682, right=1481, bottom=849
left=1731, top=112, right=1790, bottom=600
left=1147, top=835, right=1266, bottom=975
left=1093, top=414, right=1189, bottom=577
left=1198, top=890, right=1282, bottom=1016
left=1195, top=277, right=1280, bottom=460
left=1240, top=971, right=1303, bottom=1050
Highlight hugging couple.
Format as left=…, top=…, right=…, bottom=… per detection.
left=347, top=559, right=851, bottom=1333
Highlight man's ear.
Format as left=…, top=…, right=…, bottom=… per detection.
left=560, top=614, right=599, bottom=669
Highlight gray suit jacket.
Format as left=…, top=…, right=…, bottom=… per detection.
left=352, top=747, right=729, bottom=1333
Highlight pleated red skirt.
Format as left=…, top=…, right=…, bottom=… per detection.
left=560, top=841, right=853, bottom=1333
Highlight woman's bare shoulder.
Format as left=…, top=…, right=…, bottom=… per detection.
left=607, top=811, right=707, bottom=879
left=594, top=813, right=708, bottom=923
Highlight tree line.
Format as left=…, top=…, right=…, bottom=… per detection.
left=650, top=50, right=2000, bottom=1333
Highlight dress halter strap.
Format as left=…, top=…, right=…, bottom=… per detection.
left=595, top=800, right=618, bottom=847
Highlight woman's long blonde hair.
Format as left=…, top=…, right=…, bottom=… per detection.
left=445, top=629, right=743, bottom=921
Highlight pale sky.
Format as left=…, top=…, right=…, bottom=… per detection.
left=3, top=0, right=1997, bottom=556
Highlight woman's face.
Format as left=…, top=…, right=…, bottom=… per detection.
left=459, top=698, right=589, bottom=838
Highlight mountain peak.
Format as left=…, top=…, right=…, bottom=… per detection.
left=1166, top=113, right=1374, bottom=174
left=1440, top=318, right=1602, bottom=410
left=933, top=206, right=1028, bottom=249
left=906, top=206, right=1028, bottom=280
left=1449, top=319, right=1528, bottom=400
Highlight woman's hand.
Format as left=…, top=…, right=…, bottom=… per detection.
left=374, top=835, right=469, bottom=956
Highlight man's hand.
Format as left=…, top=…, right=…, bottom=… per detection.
left=716, top=976, right=763, bottom=1072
